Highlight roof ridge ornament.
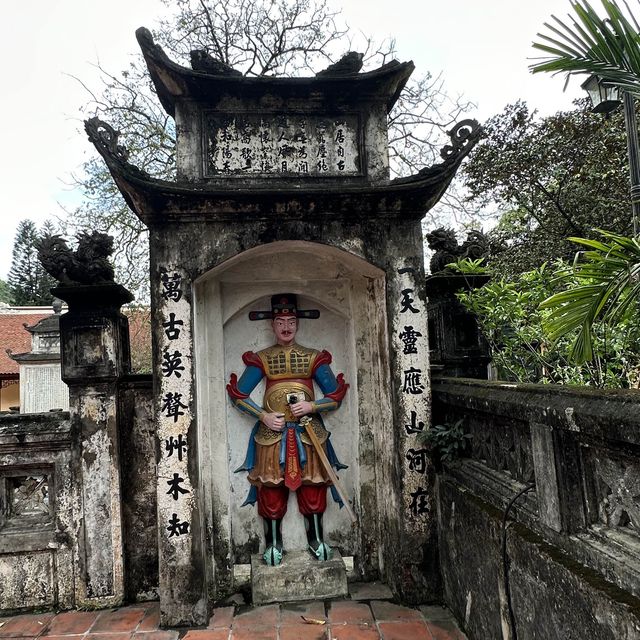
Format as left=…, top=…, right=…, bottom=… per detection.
left=190, top=49, right=242, bottom=76
left=36, top=232, right=117, bottom=286
left=439, top=119, right=482, bottom=164
left=84, top=117, right=130, bottom=164
left=136, top=27, right=174, bottom=69
left=134, top=25, right=414, bottom=116
left=84, top=117, right=152, bottom=188
left=316, top=52, right=364, bottom=77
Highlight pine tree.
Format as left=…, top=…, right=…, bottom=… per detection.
left=35, top=220, right=58, bottom=302
left=8, top=220, right=57, bottom=306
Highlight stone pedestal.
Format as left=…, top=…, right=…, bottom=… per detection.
left=425, top=274, right=491, bottom=379
left=251, top=550, right=348, bottom=604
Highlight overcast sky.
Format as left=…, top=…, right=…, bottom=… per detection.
left=0, top=0, right=585, bottom=280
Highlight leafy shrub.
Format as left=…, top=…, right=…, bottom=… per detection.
left=456, top=261, right=640, bottom=388
left=418, top=420, right=471, bottom=466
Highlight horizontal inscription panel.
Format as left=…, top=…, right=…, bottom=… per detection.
left=205, top=113, right=361, bottom=177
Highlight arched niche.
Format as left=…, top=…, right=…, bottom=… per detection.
left=193, top=241, right=392, bottom=590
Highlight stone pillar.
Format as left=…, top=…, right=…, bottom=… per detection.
left=53, top=283, right=132, bottom=608
left=380, top=225, right=438, bottom=603
left=530, top=422, right=586, bottom=534
left=152, top=266, right=206, bottom=627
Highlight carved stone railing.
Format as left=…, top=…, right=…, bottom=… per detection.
left=432, top=377, right=640, bottom=599
left=0, top=411, right=73, bottom=611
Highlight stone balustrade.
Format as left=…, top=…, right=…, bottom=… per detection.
left=433, top=377, right=640, bottom=639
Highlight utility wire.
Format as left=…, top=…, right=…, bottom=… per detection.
left=501, top=482, right=536, bottom=640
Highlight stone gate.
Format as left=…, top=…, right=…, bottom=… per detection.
left=84, top=27, right=479, bottom=625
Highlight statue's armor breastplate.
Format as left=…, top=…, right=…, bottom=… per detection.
left=255, top=344, right=328, bottom=446
left=259, top=344, right=316, bottom=379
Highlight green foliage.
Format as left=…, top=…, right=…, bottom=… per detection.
left=540, top=230, right=640, bottom=364
left=445, top=257, right=488, bottom=275
left=457, top=263, right=640, bottom=387
left=531, top=0, right=640, bottom=97
left=0, top=279, right=12, bottom=304
left=526, top=0, right=640, bottom=369
left=463, top=100, right=632, bottom=276
left=463, top=0, right=640, bottom=385
left=418, top=420, right=471, bottom=464
left=8, top=220, right=58, bottom=306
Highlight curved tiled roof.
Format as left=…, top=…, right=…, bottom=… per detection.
left=0, top=313, right=49, bottom=376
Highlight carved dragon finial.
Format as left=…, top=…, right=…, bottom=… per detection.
left=36, top=232, right=116, bottom=286
left=426, top=226, right=489, bottom=274
left=190, top=49, right=242, bottom=76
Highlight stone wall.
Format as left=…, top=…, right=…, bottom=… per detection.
left=0, top=375, right=158, bottom=614
left=432, top=378, right=640, bottom=639
left=0, top=411, right=75, bottom=612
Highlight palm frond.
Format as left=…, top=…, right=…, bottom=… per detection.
left=530, top=0, right=640, bottom=96
left=540, top=229, right=640, bottom=363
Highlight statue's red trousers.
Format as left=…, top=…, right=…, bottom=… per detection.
left=257, top=485, right=327, bottom=520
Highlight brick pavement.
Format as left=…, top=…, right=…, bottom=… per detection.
left=0, top=600, right=467, bottom=639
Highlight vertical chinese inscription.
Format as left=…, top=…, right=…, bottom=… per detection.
left=157, top=268, right=194, bottom=547
left=393, top=266, right=431, bottom=524
left=206, top=114, right=360, bottom=176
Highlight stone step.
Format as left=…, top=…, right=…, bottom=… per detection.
left=251, top=549, right=348, bottom=605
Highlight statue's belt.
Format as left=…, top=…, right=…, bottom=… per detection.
left=256, top=381, right=327, bottom=446
left=255, top=418, right=327, bottom=446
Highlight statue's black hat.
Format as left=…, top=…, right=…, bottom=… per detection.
left=249, top=293, right=320, bottom=320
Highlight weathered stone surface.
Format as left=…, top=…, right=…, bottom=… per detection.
left=425, top=274, right=490, bottom=379
left=83, top=27, right=480, bottom=625
left=154, top=266, right=206, bottom=627
left=71, top=386, right=124, bottom=605
left=0, top=551, right=55, bottom=610
left=54, top=283, right=133, bottom=609
left=134, top=27, right=413, bottom=186
left=349, top=581, right=393, bottom=601
left=437, top=476, right=640, bottom=640
left=119, top=375, right=158, bottom=601
left=54, top=283, right=132, bottom=384
left=0, top=412, right=75, bottom=612
left=148, top=218, right=439, bottom=610
left=432, top=377, right=640, bottom=600
left=251, top=550, right=348, bottom=604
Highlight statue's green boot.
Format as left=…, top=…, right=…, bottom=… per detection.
left=304, top=513, right=333, bottom=561
left=263, top=518, right=283, bottom=566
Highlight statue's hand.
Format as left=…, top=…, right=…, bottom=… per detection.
left=290, top=400, right=314, bottom=418
left=262, top=412, right=285, bottom=432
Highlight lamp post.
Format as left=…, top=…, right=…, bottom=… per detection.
left=582, top=75, right=640, bottom=235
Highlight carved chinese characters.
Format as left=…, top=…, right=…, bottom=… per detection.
left=394, top=266, right=431, bottom=523
left=157, top=269, right=194, bottom=546
left=206, top=114, right=360, bottom=176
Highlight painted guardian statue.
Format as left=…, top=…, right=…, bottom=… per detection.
left=227, top=294, right=349, bottom=566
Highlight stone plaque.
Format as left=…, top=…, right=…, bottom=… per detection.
left=205, top=113, right=361, bottom=177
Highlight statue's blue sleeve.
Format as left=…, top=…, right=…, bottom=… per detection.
left=228, top=365, right=264, bottom=419
left=312, top=364, right=343, bottom=413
